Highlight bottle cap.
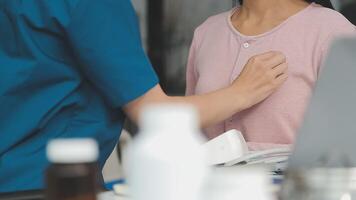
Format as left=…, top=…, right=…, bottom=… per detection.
left=47, top=138, right=99, bottom=163
left=139, top=103, right=200, bottom=133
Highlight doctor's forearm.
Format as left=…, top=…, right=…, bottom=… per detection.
left=124, top=84, right=249, bottom=128
left=169, top=52, right=289, bottom=127
left=169, top=87, right=247, bottom=128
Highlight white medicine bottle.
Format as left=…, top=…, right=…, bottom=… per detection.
left=126, top=103, right=209, bottom=200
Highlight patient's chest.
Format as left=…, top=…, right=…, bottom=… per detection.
left=193, top=31, right=321, bottom=142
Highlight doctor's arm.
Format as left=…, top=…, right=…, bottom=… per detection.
left=124, top=51, right=288, bottom=128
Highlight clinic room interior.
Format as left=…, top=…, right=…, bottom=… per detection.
left=0, top=0, right=356, bottom=200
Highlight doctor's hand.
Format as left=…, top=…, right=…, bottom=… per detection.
left=231, top=51, right=288, bottom=109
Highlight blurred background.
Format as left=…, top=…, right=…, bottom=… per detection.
left=131, top=0, right=235, bottom=95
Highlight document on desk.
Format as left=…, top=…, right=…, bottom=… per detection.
left=224, top=147, right=292, bottom=167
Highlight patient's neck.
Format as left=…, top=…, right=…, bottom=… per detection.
left=240, top=0, right=309, bottom=21
left=232, top=0, right=310, bottom=35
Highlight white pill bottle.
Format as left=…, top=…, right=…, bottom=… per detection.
left=126, top=104, right=209, bottom=200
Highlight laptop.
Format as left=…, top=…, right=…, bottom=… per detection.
left=288, top=37, right=356, bottom=169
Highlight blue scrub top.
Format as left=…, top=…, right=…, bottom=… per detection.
left=0, top=0, right=158, bottom=192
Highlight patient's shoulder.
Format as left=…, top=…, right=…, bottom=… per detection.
left=198, top=11, right=230, bottom=29
left=193, top=10, right=232, bottom=41
left=293, top=4, right=355, bottom=49
left=306, top=4, right=355, bottom=33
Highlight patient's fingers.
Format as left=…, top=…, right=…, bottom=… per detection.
left=272, top=62, right=288, bottom=78
left=264, top=52, right=286, bottom=69
left=274, top=73, right=288, bottom=85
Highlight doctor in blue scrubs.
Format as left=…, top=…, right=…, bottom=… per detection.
left=0, top=0, right=288, bottom=192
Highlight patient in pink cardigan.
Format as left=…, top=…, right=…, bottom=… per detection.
left=185, top=0, right=356, bottom=150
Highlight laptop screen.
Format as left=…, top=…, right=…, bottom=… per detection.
left=288, top=37, right=356, bottom=169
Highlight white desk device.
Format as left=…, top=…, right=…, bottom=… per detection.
left=202, top=129, right=292, bottom=167
left=202, top=130, right=248, bottom=165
